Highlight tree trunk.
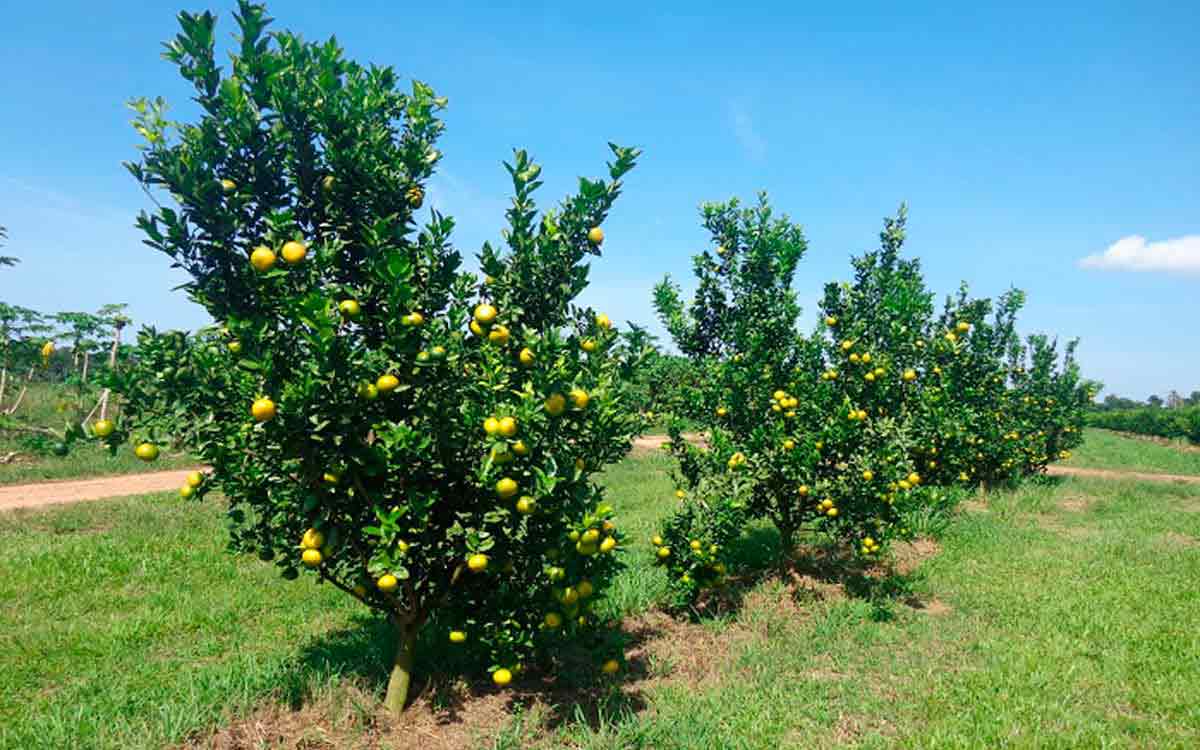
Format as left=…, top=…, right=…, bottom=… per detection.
left=0, top=367, right=7, bottom=408
left=383, top=621, right=418, bottom=716
left=98, top=323, right=123, bottom=422
left=81, top=351, right=90, bottom=385
left=778, top=523, right=796, bottom=559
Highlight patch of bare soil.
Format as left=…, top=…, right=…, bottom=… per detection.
left=182, top=538, right=945, bottom=750
left=629, top=432, right=707, bottom=455
left=1058, top=495, right=1094, bottom=513
left=0, top=468, right=204, bottom=512
left=1159, top=531, right=1197, bottom=548
left=1047, top=465, right=1200, bottom=485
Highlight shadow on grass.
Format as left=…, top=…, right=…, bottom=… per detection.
left=285, top=610, right=649, bottom=733
left=684, top=525, right=930, bottom=624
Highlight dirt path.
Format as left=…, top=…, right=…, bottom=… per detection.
left=1046, top=464, right=1200, bottom=484
left=2, top=441, right=1198, bottom=514
left=0, top=469, right=200, bottom=513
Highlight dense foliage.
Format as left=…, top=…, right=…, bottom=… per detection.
left=109, top=2, right=643, bottom=711
left=1087, top=406, right=1200, bottom=444
left=652, top=199, right=1095, bottom=605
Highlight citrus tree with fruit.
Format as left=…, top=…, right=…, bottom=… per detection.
left=652, top=197, right=927, bottom=603
left=112, top=1, right=641, bottom=712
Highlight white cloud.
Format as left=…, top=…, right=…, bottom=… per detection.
left=1078, top=234, right=1200, bottom=274
left=731, top=106, right=766, bottom=161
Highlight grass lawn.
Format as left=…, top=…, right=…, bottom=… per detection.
left=3, top=446, right=1200, bottom=748
left=1064, top=428, right=1200, bottom=476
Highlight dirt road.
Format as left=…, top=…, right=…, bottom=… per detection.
left=0, top=469, right=199, bottom=512
left=2, top=444, right=1198, bottom=514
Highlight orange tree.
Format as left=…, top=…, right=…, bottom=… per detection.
left=652, top=197, right=929, bottom=603
left=110, top=2, right=642, bottom=712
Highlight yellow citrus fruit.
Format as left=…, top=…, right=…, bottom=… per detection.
left=544, top=612, right=563, bottom=629
left=587, top=227, right=604, bottom=244
left=488, top=325, right=510, bottom=344
left=473, top=303, right=497, bottom=325
left=469, top=319, right=485, bottom=336
left=484, top=417, right=501, bottom=436
left=323, top=472, right=340, bottom=485
left=903, top=369, right=917, bottom=382
left=358, top=382, right=379, bottom=400
left=689, top=540, right=702, bottom=551
left=862, top=470, right=874, bottom=481
left=512, top=440, right=529, bottom=456
left=518, top=347, right=535, bottom=366
left=956, top=321, right=970, bottom=333
left=569, top=388, right=589, bottom=409
left=321, top=175, right=335, bottom=192
left=600, top=536, right=617, bottom=553
left=675, top=489, right=686, bottom=499
left=496, top=477, right=518, bottom=499
left=220, top=178, right=237, bottom=193
left=301, top=528, right=325, bottom=549
left=651, top=535, right=664, bottom=546
left=186, top=471, right=204, bottom=488
left=545, top=392, right=566, bottom=416
left=577, top=580, right=594, bottom=598
left=249, top=246, right=276, bottom=272
left=449, top=630, right=467, bottom=643
left=798, top=484, right=810, bottom=496
left=825, top=315, right=837, bottom=326
left=498, top=416, right=518, bottom=437
left=251, top=397, right=277, bottom=422
left=492, top=668, right=513, bottom=687
left=227, top=341, right=243, bottom=354
left=135, top=442, right=159, bottom=462
left=596, top=313, right=612, bottom=329
left=581, top=339, right=597, bottom=353
left=302, top=548, right=323, bottom=567
left=783, top=439, right=795, bottom=451
left=376, top=374, right=400, bottom=393
left=92, top=419, right=115, bottom=438
left=467, top=553, right=489, bottom=573
left=716, top=406, right=728, bottom=417
left=656, top=547, right=671, bottom=559
left=406, top=185, right=424, bottom=208
left=515, top=496, right=536, bottom=514
left=908, top=472, right=921, bottom=485
left=179, top=485, right=195, bottom=499
left=601, top=659, right=620, bottom=675
left=377, top=574, right=399, bottom=592
left=338, top=299, right=361, bottom=318
left=281, top=240, right=307, bottom=264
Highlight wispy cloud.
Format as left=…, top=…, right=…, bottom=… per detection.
left=1078, top=234, right=1200, bottom=274
left=730, top=105, right=766, bottom=161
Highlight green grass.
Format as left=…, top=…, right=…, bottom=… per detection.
left=1066, top=428, right=1200, bottom=476
left=3, top=454, right=1199, bottom=748
left=0, top=382, right=195, bottom=485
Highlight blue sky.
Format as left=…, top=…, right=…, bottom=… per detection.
left=1, top=1, right=1197, bottom=399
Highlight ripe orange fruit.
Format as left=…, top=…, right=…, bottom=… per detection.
left=92, top=419, right=115, bottom=438
left=467, top=553, right=489, bottom=573
left=134, top=442, right=160, bottom=462
left=825, top=315, right=837, bottom=326
left=376, top=374, right=400, bottom=393
left=596, top=313, right=612, bottom=330
left=569, top=388, right=589, bottom=409
left=783, top=439, right=795, bottom=451
left=492, top=668, right=512, bottom=687
left=186, top=471, right=204, bottom=488
left=587, top=227, right=604, bottom=245
left=250, top=246, right=276, bottom=272
left=488, top=325, right=510, bottom=344
left=545, top=393, right=567, bottom=416
left=301, top=528, right=325, bottom=549
left=281, top=240, right=307, bottom=264
left=498, top=416, right=517, bottom=437
left=469, top=319, right=485, bottom=336
left=496, top=478, right=518, bottom=499
left=179, top=485, right=195, bottom=499
left=518, top=347, right=536, bottom=366
left=302, top=548, right=323, bottom=567
left=484, top=417, right=501, bottom=436
left=716, top=406, right=728, bottom=417
left=473, top=303, right=497, bottom=325
left=656, top=546, right=671, bottom=559
left=903, top=369, right=917, bottom=382
left=515, top=496, right=536, bottom=514
left=377, top=574, right=399, bottom=592
left=600, top=537, right=617, bottom=553
left=251, top=397, right=277, bottom=422
left=581, top=339, right=597, bottom=353
left=862, top=470, right=874, bottom=481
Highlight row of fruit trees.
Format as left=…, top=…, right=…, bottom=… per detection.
left=68, top=2, right=1096, bottom=713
